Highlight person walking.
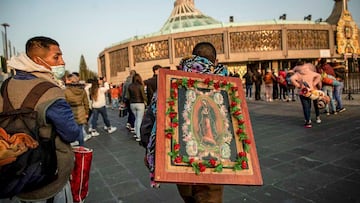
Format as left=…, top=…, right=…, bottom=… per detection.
left=65, top=73, right=92, bottom=146
left=122, top=70, right=136, bottom=132
left=278, top=68, right=288, bottom=101
left=127, top=73, right=147, bottom=142
left=145, top=42, right=227, bottom=202
left=263, top=69, right=275, bottom=102
left=110, top=84, right=120, bottom=110
left=89, top=77, right=117, bottom=136
left=253, top=68, right=263, bottom=100
left=5, top=36, right=80, bottom=202
left=242, top=67, right=254, bottom=99
left=272, top=70, right=279, bottom=100
left=290, top=61, right=322, bottom=128
left=144, top=65, right=161, bottom=104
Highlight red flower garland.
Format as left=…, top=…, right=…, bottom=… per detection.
left=166, top=78, right=251, bottom=174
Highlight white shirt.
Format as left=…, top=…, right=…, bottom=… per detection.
left=91, top=82, right=110, bottom=108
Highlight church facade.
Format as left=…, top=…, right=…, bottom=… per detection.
left=98, top=0, right=359, bottom=84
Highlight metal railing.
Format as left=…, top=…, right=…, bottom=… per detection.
left=344, top=72, right=360, bottom=99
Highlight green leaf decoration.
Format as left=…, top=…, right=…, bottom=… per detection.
left=168, top=151, right=176, bottom=159
left=182, top=156, right=189, bottom=163
left=192, top=163, right=200, bottom=175
left=193, top=80, right=200, bottom=88
left=165, top=128, right=175, bottom=134
left=233, top=164, right=242, bottom=171
left=214, top=164, right=223, bottom=172
left=244, top=144, right=250, bottom=153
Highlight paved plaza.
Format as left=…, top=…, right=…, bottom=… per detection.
left=1, top=94, right=359, bottom=203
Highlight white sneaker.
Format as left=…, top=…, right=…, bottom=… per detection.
left=104, top=126, right=108, bottom=130
left=135, top=138, right=141, bottom=142
left=91, top=130, right=100, bottom=137
left=84, top=134, right=92, bottom=142
left=316, top=117, right=321, bottom=124
left=71, top=141, right=79, bottom=146
left=107, top=126, right=117, bottom=134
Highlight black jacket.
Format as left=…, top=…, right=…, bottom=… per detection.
left=127, top=83, right=148, bottom=104
left=144, top=75, right=157, bottom=102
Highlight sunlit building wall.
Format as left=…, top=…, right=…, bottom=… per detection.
left=98, top=0, right=359, bottom=84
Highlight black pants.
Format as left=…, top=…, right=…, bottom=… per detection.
left=125, top=100, right=135, bottom=127
left=255, top=84, right=261, bottom=100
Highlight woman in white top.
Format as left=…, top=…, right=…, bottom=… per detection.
left=90, top=77, right=117, bottom=136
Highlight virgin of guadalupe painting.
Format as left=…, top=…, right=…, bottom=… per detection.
left=178, top=88, right=238, bottom=165
left=155, top=69, right=263, bottom=185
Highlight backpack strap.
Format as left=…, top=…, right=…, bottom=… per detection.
left=21, top=82, right=57, bottom=109
left=1, top=78, right=57, bottom=111
left=1, top=77, right=15, bottom=112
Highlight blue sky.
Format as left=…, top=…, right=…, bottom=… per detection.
left=1, top=0, right=359, bottom=73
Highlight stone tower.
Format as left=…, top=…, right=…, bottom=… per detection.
left=327, top=0, right=360, bottom=54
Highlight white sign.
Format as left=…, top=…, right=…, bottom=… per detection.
left=320, top=49, right=331, bottom=58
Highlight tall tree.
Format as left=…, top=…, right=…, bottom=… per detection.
left=78, top=55, right=97, bottom=82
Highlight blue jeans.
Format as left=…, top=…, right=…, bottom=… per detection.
left=91, top=106, right=111, bottom=130
left=245, top=84, right=253, bottom=98
left=279, top=85, right=288, bottom=100
left=112, top=98, right=119, bottom=109
left=333, top=81, right=344, bottom=110
left=287, top=87, right=296, bottom=101
left=300, top=95, right=320, bottom=122
left=322, top=85, right=336, bottom=113
left=130, top=103, right=145, bottom=139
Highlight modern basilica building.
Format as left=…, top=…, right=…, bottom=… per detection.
left=98, top=0, right=359, bottom=85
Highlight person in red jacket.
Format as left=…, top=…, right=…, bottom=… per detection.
left=278, top=69, right=288, bottom=101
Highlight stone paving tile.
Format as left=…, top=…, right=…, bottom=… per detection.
left=304, top=179, right=360, bottom=203
left=248, top=185, right=311, bottom=203
left=274, top=170, right=338, bottom=196
left=1, top=95, right=360, bottom=203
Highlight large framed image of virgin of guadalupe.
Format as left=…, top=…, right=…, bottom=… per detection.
left=154, top=69, right=263, bottom=185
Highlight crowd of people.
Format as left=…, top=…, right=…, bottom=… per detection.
left=241, top=58, right=347, bottom=128
left=0, top=35, right=350, bottom=203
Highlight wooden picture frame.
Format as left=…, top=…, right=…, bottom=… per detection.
left=155, top=69, right=263, bottom=185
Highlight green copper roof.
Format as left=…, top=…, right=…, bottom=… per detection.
left=160, top=0, right=220, bottom=33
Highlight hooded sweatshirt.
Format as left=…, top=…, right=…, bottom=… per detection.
left=290, top=63, right=322, bottom=90
left=7, top=53, right=65, bottom=88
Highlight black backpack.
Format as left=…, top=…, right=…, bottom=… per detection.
left=0, top=78, right=58, bottom=199
left=140, top=102, right=155, bottom=148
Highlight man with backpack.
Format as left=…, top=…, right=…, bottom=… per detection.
left=0, top=36, right=80, bottom=202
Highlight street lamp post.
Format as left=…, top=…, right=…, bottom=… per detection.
left=1, top=23, right=10, bottom=60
